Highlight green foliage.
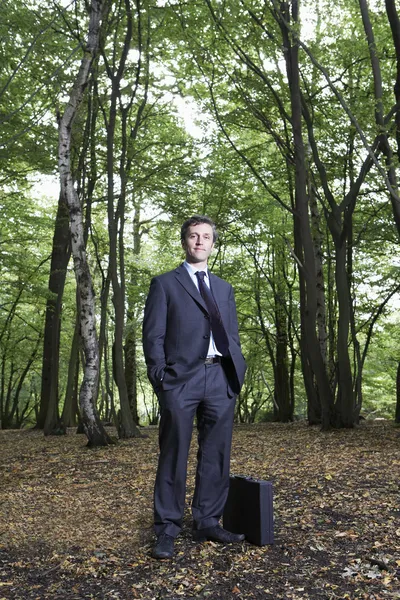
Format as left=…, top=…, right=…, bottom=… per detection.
left=0, top=190, right=56, bottom=427
left=361, top=318, right=399, bottom=419
left=1, top=0, right=399, bottom=428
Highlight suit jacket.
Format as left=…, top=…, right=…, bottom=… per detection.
left=142, top=263, right=246, bottom=395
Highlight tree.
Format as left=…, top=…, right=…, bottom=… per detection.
left=38, top=194, right=71, bottom=434
left=166, top=0, right=399, bottom=428
left=58, top=0, right=114, bottom=446
left=1, top=0, right=399, bottom=431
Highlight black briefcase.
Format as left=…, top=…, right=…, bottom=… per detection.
left=223, top=475, right=274, bottom=546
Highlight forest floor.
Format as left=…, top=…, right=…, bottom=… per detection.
left=0, top=421, right=399, bottom=600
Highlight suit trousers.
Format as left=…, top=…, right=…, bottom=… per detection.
left=154, top=361, right=236, bottom=537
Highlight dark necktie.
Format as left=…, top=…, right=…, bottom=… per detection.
left=195, top=271, right=229, bottom=356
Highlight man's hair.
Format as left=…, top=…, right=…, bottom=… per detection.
left=180, top=215, right=218, bottom=243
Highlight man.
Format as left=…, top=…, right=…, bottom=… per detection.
left=142, top=215, right=247, bottom=559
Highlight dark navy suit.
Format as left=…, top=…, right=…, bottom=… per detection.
left=143, top=263, right=246, bottom=536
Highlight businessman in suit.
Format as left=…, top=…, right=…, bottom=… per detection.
left=142, top=215, right=247, bottom=559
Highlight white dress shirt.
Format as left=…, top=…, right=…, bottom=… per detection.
left=183, top=261, right=222, bottom=357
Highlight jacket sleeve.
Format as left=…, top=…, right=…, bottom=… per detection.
left=229, top=285, right=241, bottom=348
left=142, top=277, right=167, bottom=389
left=227, top=283, right=247, bottom=392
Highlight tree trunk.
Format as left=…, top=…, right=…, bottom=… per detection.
left=376, top=0, right=400, bottom=237
left=124, top=206, right=143, bottom=426
left=11, top=337, right=41, bottom=427
left=274, top=248, right=292, bottom=422
left=103, top=338, right=116, bottom=424
left=333, top=236, right=355, bottom=427
left=274, top=324, right=291, bottom=421
left=385, top=0, right=400, bottom=164
left=299, top=7, right=373, bottom=428
left=279, top=0, right=334, bottom=429
left=61, top=316, right=80, bottom=427
left=3, top=358, right=15, bottom=429
left=58, top=0, right=114, bottom=447
left=106, top=123, right=141, bottom=437
left=0, top=333, right=10, bottom=428
left=395, top=362, right=400, bottom=423
left=124, top=324, right=139, bottom=424
left=101, top=0, right=142, bottom=438
left=309, top=184, right=328, bottom=367
left=37, top=194, right=70, bottom=432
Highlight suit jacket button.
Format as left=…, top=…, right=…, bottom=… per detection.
left=200, top=355, right=205, bottom=359
left=203, top=335, right=209, bottom=339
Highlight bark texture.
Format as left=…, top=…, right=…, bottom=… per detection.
left=100, top=0, right=146, bottom=438
left=38, top=194, right=70, bottom=433
left=58, top=0, right=113, bottom=447
left=279, top=0, right=334, bottom=429
left=395, top=362, right=400, bottom=423
left=61, top=316, right=80, bottom=427
left=384, top=0, right=400, bottom=237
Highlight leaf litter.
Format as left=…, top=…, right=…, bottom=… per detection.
left=0, top=420, right=399, bottom=599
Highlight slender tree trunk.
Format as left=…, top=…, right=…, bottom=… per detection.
left=279, top=0, right=334, bottom=429
left=37, top=194, right=70, bottom=432
left=274, top=248, right=292, bottom=422
left=3, top=359, right=15, bottom=428
left=254, top=280, right=278, bottom=414
left=10, top=336, right=41, bottom=427
left=299, top=7, right=372, bottom=427
left=0, top=361, right=3, bottom=428
left=0, top=340, right=8, bottom=428
left=101, top=0, right=142, bottom=438
left=395, top=362, right=400, bottom=423
left=346, top=125, right=363, bottom=421
left=333, top=236, right=355, bottom=427
left=309, top=184, right=328, bottom=366
left=58, top=0, right=113, bottom=447
left=385, top=0, right=400, bottom=163
left=118, top=4, right=150, bottom=433
left=124, top=324, right=139, bottom=424
left=362, top=0, right=400, bottom=237
left=124, top=206, right=142, bottom=426
left=293, top=211, right=321, bottom=424
left=61, top=317, right=80, bottom=427
left=347, top=213, right=363, bottom=421
left=274, top=319, right=291, bottom=421
left=103, top=338, right=116, bottom=423
left=1, top=328, right=15, bottom=429
left=287, top=301, right=296, bottom=417
left=106, top=104, right=141, bottom=438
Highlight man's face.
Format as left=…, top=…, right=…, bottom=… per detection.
left=182, top=223, right=214, bottom=265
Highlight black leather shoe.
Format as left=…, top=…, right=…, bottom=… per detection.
left=193, top=524, right=245, bottom=543
left=152, top=533, right=175, bottom=559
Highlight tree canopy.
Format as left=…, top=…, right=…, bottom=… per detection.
left=0, top=0, right=399, bottom=439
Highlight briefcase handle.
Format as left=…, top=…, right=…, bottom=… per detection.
left=230, top=474, right=257, bottom=482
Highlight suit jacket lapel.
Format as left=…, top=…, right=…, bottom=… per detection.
left=174, top=264, right=208, bottom=312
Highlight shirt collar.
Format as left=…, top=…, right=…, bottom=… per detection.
left=183, top=261, right=209, bottom=278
